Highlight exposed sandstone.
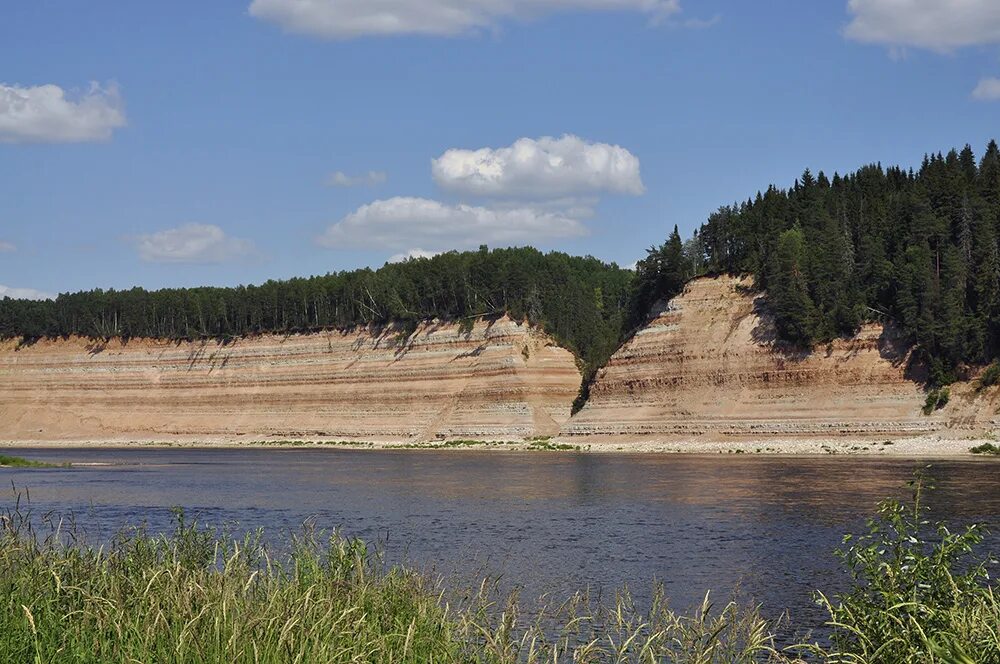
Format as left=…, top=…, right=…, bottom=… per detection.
left=0, top=316, right=581, bottom=443
left=5, top=275, right=999, bottom=450
left=563, top=275, right=1000, bottom=442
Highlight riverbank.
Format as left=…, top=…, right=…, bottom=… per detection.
left=1, top=433, right=995, bottom=456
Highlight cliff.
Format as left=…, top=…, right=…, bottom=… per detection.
left=0, top=316, right=581, bottom=443
left=4, top=275, right=997, bottom=448
left=563, top=275, right=999, bottom=442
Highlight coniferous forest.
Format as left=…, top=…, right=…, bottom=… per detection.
left=0, top=247, right=633, bottom=382
left=689, top=139, right=1000, bottom=385
left=3, top=140, right=1000, bottom=389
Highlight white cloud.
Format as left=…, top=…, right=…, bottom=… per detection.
left=0, top=82, right=126, bottom=143
left=318, top=196, right=587, bottom=252
left=0, top=285, right=54, bottom=300
left=327, top=170, right=387, bottom=187
left=0, top=241, right=15, bottom=252
left=388, top=248, right=441, bottom=263
left=133, top=224, right=255, bottom=264
left=432, top=135, right=644, bottom=198
left=845, top=0, right=1000, bottom=52
left=249, top=0, right=681, bottom=39
left=973, top=77, right=1000, bottom=100
left=676, top=14, right=720, bottom=29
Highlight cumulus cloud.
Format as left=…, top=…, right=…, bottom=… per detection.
left=387, top=248, right=441, bottom=263
left=327, top=170, right=387, bottom=187
left=973, top=77, right=1000, bottom=101
left=845, top=0, right=1000, bottom=52
left=0, top=241, right=15, bottom=252
left=318, top=197, right=587, bottom=252
left=133, top=224, right=255, bottom=264
left=432, top=135, right=644, bottom=199
left=0, top=82, right=126, bottom=143
left=249, top=0, right=681, bottom=39
left=0, top=285, right=55, bottom=301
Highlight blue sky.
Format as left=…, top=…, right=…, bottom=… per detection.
left=3, top=0, right=1000, bottom=298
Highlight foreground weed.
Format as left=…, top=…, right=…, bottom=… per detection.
left=795, top=468, right=1000, bottom=663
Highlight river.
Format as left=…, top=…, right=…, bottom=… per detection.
left=2, top=448, right=998, bottom=639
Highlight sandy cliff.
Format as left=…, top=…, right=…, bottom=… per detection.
left=563, top=275, right=1000, bottom=443
left=3, top=276, right=998, bottom=450
left=0, top=316, right=581, bottom=443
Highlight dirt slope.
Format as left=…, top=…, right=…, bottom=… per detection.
left=0, top=316, right=580, bottom=443
left=563, top=275, right=1000, bottom=443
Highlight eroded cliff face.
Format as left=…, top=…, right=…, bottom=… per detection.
left=0, top=316, right=581, bottom=442
left=563, top=275, right=999, bottom=442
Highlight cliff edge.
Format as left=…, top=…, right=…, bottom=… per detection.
left=563, top=274, right=999, bottom=443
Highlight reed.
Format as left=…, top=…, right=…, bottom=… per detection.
left=0, top=506, right=783, bottom=663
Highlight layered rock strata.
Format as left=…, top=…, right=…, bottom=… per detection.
left=0, top=317, right=581, bottom=442
left=563, top=275, right=999, bottom=442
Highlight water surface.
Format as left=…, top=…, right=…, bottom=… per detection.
left=2, top=448, right=998, bottom=635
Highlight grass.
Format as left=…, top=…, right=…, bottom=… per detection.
left=0, top=454, right=65, bottom=469
left=0, top=471, right=997, bottom=663
left=250, top=440, right=377, bottom=448
left=398, top=439, right=521, bottom=450
left=971, top=442, right=1000, bottom=456
left=247, top=439, right=582, bottom=451
left=527, top=440, right=578, bottom=451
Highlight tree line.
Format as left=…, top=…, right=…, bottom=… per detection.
left=0, top=246, right=632, bottom=381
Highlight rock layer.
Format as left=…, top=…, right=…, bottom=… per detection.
left=0, top=317, right=581, bottom=442
left=563, top=275, right=999, bottom=442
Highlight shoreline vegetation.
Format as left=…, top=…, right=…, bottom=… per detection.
left=1, top=473, right=996, bottom=662
left=971, top=442, right=1000, bottom=456
left=0, top=454, right=67, bottom=469
left=3, top=435, right=1000, bottom=457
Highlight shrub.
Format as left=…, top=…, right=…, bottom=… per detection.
left=979, top=362, right=1000, bottom=392
left=798, top=469, right=1000, bottom=663
left=922, top=387, right=950, bottom=415
left=971, top=442, right=1000, bottom=456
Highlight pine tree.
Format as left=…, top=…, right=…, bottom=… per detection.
left=771, top=227, right=815, bottom=345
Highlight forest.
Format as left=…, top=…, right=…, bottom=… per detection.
left=0, top=246, right=633, bottom=384
left=684, top=139, right=1000, bottom=386
left=3, top=140, right=1000, bottom=391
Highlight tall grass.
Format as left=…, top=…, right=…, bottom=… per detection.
left=0, top=506, right=783, bottom=663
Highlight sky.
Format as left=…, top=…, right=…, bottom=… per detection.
left=3, top=0, right=1000, bottom=299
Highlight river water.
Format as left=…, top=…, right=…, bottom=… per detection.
left=2, top=448, right=998, bottom=637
